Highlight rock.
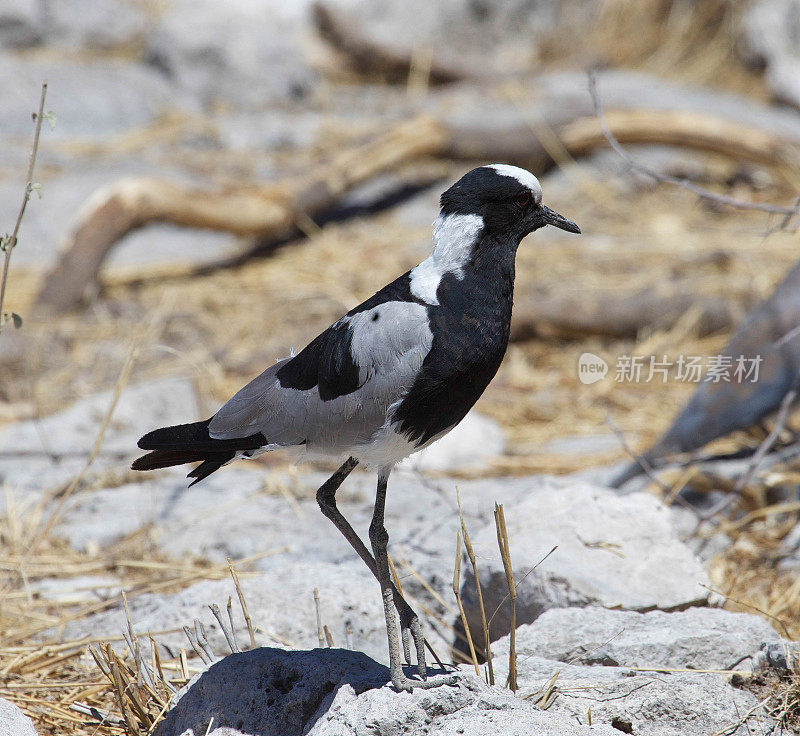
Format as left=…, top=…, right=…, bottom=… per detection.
left=145, top=0, right=316, bottom=109
left=61, top=560, right=399, bottom=664
left=0, top=56, right=193, bottom=141
left=0, top=378, right=198, bottom=496
left=316, top=0, right=580, bottom=78
left=0, top=698, right=38, bottom=736
left=30, top=575, right=122, bottom=604
left=402, top=411, right=505, bottom=472
left=485, top=607, right=780, bottom=734
left=492, top=606, right=781, bottom=671
left=742, top=0, right=800, bottom=109
left=153, top=647, right=618, bottom=736
left=41, top=0, right=151, bottom=49
left=493, top=653, right=767, bottom=736
left=0, top=0, right=43, bottom=48
left=668, top=504, right=732, bottom=562
left=460, top=483, right=711, bottom=649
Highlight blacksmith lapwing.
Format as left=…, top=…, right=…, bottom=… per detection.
left=132, top=164, right=580, bottom=690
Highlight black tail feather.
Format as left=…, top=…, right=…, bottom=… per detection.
left=131, top=449, right=210, bottom=471
left=132, top=418, right=266, bottom=485
left=186, top=453, right=236, bottom=487
left=137, top=419, right=265, bottom=453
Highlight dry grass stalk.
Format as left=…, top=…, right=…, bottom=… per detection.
left=457, top=489, right=494, bottom=685
left=525, top=669, right=561, bottom=709
left=323, top=625, right=334, bottom=648
left=313, top=588, right=325, bottom=648
left=387, top=554, right=404, bottom=598
left=452, top=529, right=480, bottom=676
left=494, top=503, right=517, bottom=692
left=227, top=557, right=256, bottom=650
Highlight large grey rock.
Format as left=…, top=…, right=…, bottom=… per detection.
left=145, top=0, right=315, bottom=108
left=0, top=698, right=38, bottom=736
left=154, top=647, right=618, bottom=736
left=493, top=653, right=767, bottom=736
left=486, top=607, right=779, bottom=734
left=460, top=483, right=711, bottom=648
left=493, top=606, right=781, bottom=672
left=0, top=56, right=193, bottom=141
left=0, top=377, right=198, bottom=496
left=742, top=0, right=800, bottom=109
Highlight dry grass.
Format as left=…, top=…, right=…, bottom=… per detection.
left=0, top=505, right=270, bottom=735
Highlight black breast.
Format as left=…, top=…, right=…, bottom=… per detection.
left=392, top=255, right=515, bottom=445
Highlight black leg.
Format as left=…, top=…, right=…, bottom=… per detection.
left=368, top=469, right=457, bottom=692
left=315, top=458, right=416, bottom=663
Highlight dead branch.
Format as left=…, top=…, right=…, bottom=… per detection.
left=587, top=70, right=800, bottom=220
left=312, top=2, right=482, bottom=83
left=35, top=116, right=448, bottom=312
left=35, top=72, right=800, bottom=313
left=511, top=282, right=749, bottom=342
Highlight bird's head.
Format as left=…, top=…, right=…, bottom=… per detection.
left=439, top=164, right=580, bottom=244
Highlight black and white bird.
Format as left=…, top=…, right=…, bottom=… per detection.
left=132, top=164, right=580, bottom=690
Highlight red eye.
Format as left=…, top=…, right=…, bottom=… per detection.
left=516, top=192, right=531, bottom=207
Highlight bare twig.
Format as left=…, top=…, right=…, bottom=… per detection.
left=686, top=380, right=799, bottom=540
left=323, top=625, right=334, bottom=647
left=209, top=603, right=238, bottom=654
left=69, top=702, right=125, bottom=725
left=487, top=545, right=557, bottom=628
left=313, top=588, right=325, bottom=648
left=452, top=529, right=480, bottom=676
left=605, top=412, right=703, bottom=518
left=494, top=503, right=517, bottom=692
left=195, top=619, right=214, bottom=662
left=182, top=625, right=211, bottom=665
left=228, top=557, right=256, bottom=650
left=0, top=82, right=47, bottom=335
left=588, top=70, right=800, bottom=223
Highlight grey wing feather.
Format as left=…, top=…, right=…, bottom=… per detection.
left=208, top=301, right=432, bottom=454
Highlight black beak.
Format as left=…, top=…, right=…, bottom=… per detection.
left=541, top=205, right=581, bottom=234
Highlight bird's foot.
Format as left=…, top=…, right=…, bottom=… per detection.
left=390, top=666, right=459, bottom=692
left=394, top=596, right=428, bottom=679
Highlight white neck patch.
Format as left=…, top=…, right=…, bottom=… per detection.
left=488, top=164, right=543, bottom=204
left=409, top=212, right=484, bottom=305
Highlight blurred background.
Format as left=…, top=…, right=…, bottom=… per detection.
left=3, top=0, right=800, bottom=731
left=2, top=0, right=799, bottom=471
